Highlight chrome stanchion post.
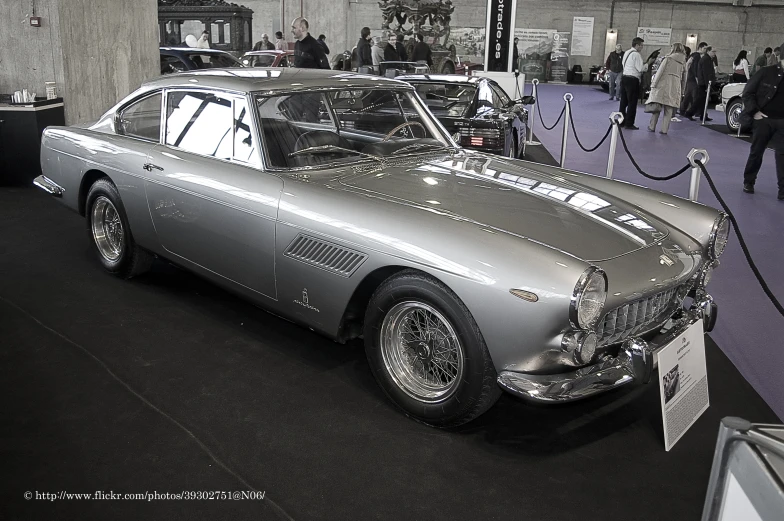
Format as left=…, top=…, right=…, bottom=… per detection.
left=526, top=79, right=541, bottom=146
left=701, top=81, right=712, bottom=126
left=606, top=112, right=625, bottom=179
left=560, top=93, right=573, bottom=167
left=687, top=148, right=710, bottom=201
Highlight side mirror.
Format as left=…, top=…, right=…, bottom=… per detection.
left=519, top=95, right=536, bottom=105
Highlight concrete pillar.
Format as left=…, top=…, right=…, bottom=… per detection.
left=0, top=0, right=158, bottom=125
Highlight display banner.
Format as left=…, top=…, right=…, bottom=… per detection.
left=548, top=32, right=570, bottom=83
left=656, top=319, right=709, bottom=451
left=484, top=0, right=516, bottom=71
left=570, top=16, right=594, bottom=57
left=514, top=28, right=556, bottom=82
left=637, top=27, right=672, bottom=46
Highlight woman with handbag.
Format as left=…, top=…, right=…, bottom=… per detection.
left=732, top=50, right=750, bottom=83
left=646, top=42, right=687, bottom=134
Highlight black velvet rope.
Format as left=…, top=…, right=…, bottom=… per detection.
left=536, top=102, right=565, bottom=131
left=567, top=101, right=613, bottom=152
left=695, top=160, right=784, bottom=318
left=617, top=123, right=691, bottom=180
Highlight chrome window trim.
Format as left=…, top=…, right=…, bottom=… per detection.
left=161, top=87, right=263, bottom=169
left=115, top=90, right=165, bottom=144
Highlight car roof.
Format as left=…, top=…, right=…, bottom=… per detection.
left=242, top=50, right=293, bottom=55
left=397, top=74, right=485, bottom=85
left=140, top=68, right=413, bottom=93
left=160, top=47, right=237, bottom=55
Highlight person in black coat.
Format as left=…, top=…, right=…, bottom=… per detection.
left=693, top=47, right=716, bottom=121
left=356, top=27, right=373, bottom=69
left=740, top=49, right=784, bottom=198
left=411, top=33, right=433, bottom=68
left=381, top=35, right=400, bottom=75
left=680, top=42, right=707, bottom=118
left=291, top=17, right=330, bottom=69
left=394, top=32, right=408, bottom=62
left=317, top=34, right=330, bottom=55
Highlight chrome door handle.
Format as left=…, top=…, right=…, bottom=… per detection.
left=143, top=163, right=164, bottom=172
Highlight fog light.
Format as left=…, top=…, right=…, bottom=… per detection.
left=562, top=331, right=598, bottom=365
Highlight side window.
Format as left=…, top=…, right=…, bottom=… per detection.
left=118, top=93, right=161, bottom=142
left=279, top=57, right=288, bottom=67
left=165, top=91, right=233, bottom=160
left=160, top=55, right=186, bottom=75
left=233, top=97, right=257, bottom=164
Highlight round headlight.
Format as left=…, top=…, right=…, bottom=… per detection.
left=709, top=214, right=730, bottom=259
left=700, top=263, right=714, bottom=288
left=570, top=267, right=608, bottom=330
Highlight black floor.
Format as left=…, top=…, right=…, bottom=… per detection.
left=0, top=186, right=778, bottom=521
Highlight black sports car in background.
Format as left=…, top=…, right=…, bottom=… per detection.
left=159, top=47, right=244, bottom=75
left=397, top=75, right=531, bottom=158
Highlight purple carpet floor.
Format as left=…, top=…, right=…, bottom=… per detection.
left=526, top=82, right=783, bottom=420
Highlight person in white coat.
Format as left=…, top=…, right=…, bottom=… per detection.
left=647, top=43, right=687, bottom=134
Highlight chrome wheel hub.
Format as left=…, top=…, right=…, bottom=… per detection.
left=728, top=104, right=742, bottom=129
left=380, top=301, right=464, bottom=402
left=91, top=196, right=124, bottom=261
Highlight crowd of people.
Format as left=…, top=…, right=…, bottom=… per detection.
left=605, top=37, right=784, bottom=199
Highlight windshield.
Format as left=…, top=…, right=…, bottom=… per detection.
left=186, top=52, right=243, bottom=69
left=255, top=88, right=452, bottom=169
left=245, top=54, right=276, bottom=67
left=411, top=83, right=477, bottom=117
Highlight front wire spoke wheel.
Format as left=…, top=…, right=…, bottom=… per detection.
left=380, top=301, right=465, bottom=402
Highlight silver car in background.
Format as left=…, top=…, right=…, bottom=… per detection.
left=34, top=69, right=729, bottom=427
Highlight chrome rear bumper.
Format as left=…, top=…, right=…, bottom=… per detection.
left=497, top=296, right=716, bottom=403
left=33, top=175, right=65, bottom=197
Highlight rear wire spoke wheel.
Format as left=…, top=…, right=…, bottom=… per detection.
left=364, top=270, right=501, bottom=427
left=85, top=178, right=153, bottom=278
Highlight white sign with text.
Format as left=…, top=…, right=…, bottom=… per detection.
left=637, top=27, right=672, bottom=47
left=571, top=17, right=594, bottom=57
left=656, top=319, right=709, bottom=451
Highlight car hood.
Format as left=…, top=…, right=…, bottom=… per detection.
left=337, top=152, right=671, bottom=262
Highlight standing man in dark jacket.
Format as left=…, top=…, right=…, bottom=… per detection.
left=381, top=34, right=400, bottom=75
left=740, top=52, right=784, bottom=199
left=693, top=47, right=716, bottom=121
left=291, top=18, right=330, bottom=69
left=605, top=44, right=624, bottom=101
left=394, top=32, right=408, bottom=62
left=356, top=27, right=373, bottom=70
left=317, top=34, right=330, bottom=55
left=681, top=42, right=707, bottom=118
left=411, top=33, right=433, bottom=68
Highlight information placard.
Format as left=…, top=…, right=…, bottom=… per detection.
left=656, top=319, right=709, bottom=451
left=571, top=17, right=594, bottom=57
left=636, top=27, right=672, bottom=46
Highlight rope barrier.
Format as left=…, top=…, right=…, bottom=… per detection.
left=537, top=102, right=565, bottom=131
left=616, top=123, right=691, bottom=180
left=567, top=100, right=613, bottom=153
left=695, top=160, right=784, bottom=318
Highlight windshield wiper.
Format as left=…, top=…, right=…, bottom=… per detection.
left=395, top=142, right=452, bottom=154
left=288, top=145, right=380, bottom=161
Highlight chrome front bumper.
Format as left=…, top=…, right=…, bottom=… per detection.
left=33, top=175, right=65, bottom=197
left=497, top=295, right=717, bottom=403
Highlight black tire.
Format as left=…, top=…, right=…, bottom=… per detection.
left=85, top=178, right=153, bottom=278
left=440, top=61, right=455, bottom=75
left=363, top=270, right=501, bottom=427
left=725, top=98, right=743, bottom=132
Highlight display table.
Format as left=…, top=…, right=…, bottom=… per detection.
left=0, top=98, right=65, bottom=186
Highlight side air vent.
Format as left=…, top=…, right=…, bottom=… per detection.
left=284, top=234, right=367, bottom=277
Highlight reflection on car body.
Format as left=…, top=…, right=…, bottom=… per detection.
left=35, top=69, right=729, bottom=427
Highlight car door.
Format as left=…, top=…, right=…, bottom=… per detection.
left=144, top=89, right=282, bottom=299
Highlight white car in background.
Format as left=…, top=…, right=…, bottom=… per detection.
left=717, top=83, right=745, bottom=132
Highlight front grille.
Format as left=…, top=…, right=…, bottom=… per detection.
left=596, top=285, right=684, bottom=346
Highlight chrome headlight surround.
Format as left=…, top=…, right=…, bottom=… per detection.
left=708, top=213, right=730, bottom=260
left=562, top=330, right=598, bottom=364
left=569, top=266, right=608, bottom=330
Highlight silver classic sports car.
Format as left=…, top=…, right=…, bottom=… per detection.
left=35, top=69, right=729, bottom=427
